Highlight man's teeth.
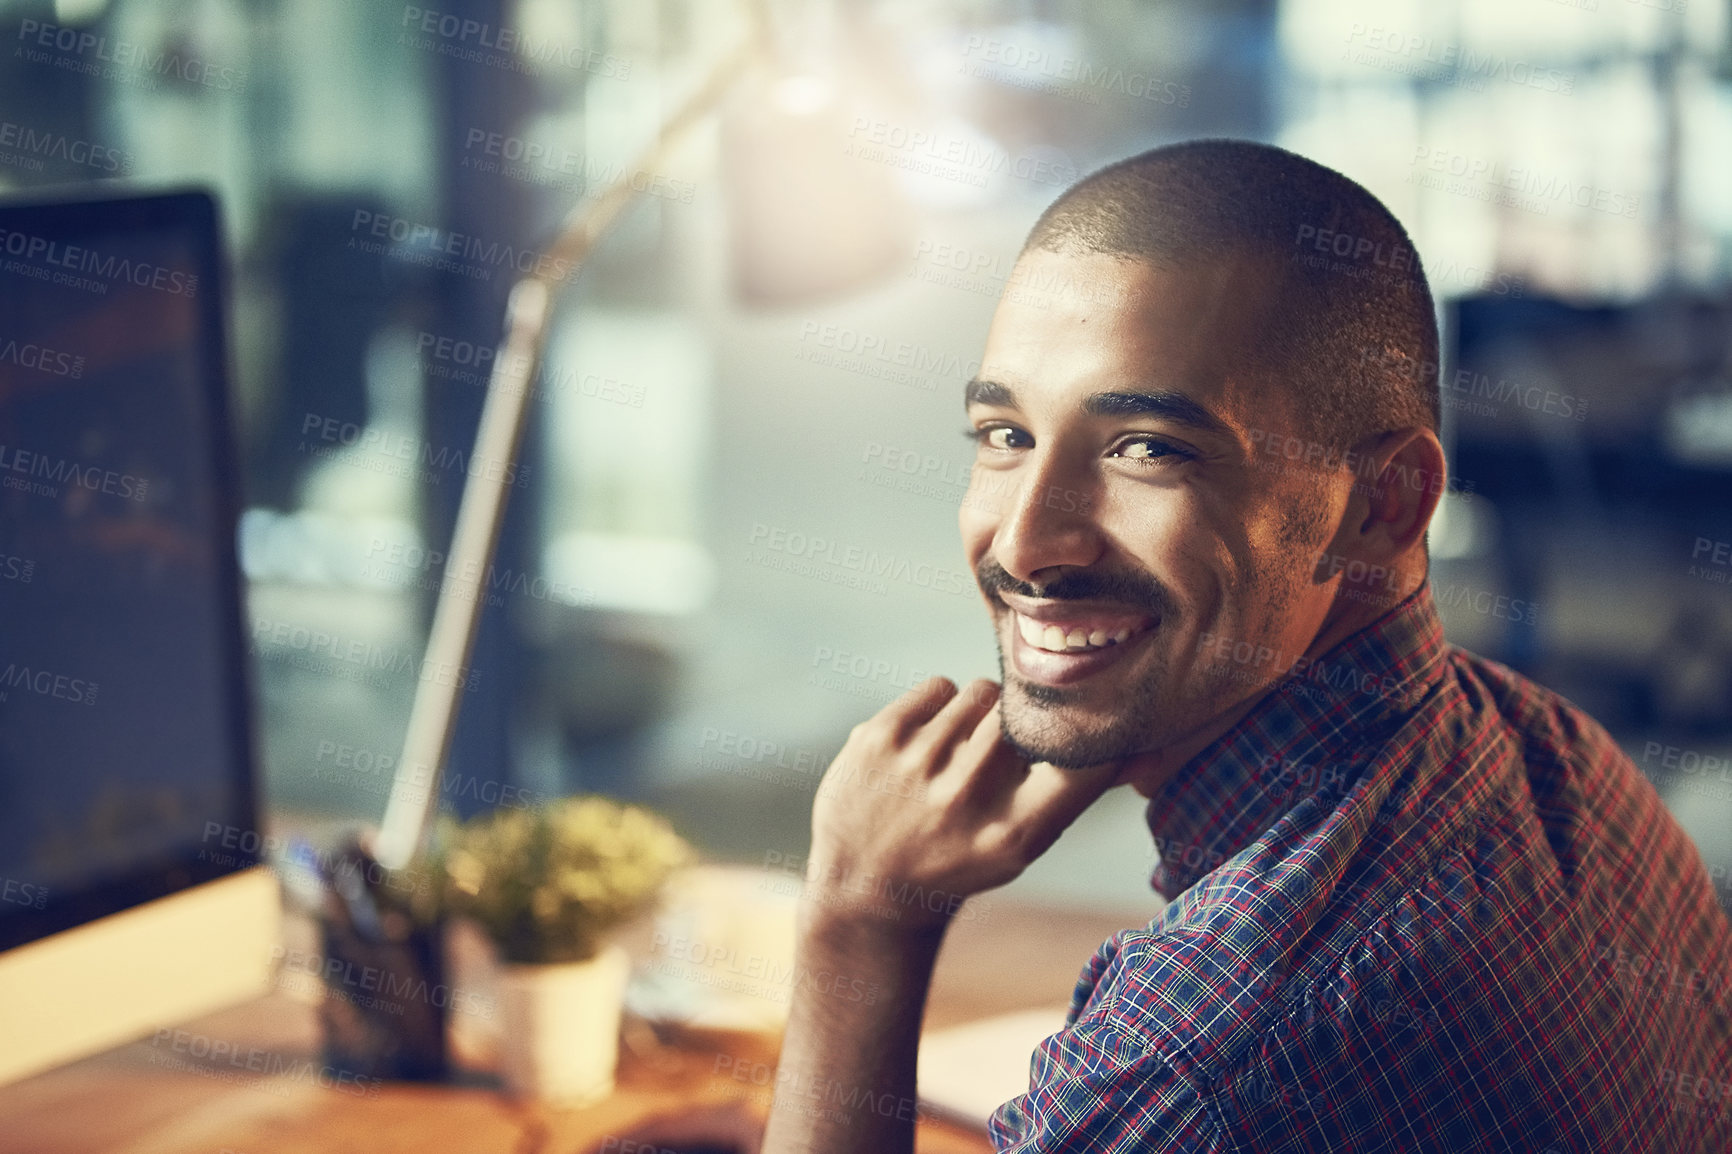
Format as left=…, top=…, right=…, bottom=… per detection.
left=1016, top=614, right=1134, bottom=653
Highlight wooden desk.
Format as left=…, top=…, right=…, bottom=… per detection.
left=0, top=900, right=1149, bottom=1153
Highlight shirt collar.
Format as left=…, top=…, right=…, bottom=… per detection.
left=1144, top=580, right=1450, bottom=900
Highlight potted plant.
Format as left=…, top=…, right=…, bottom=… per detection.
left=442, top=796, right=691, bottom=1105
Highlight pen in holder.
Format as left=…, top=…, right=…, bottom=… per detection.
left=314, top=832, right=449, bottom=1083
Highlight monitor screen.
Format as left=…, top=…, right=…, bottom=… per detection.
left=0, top=188, right=261, bottom=951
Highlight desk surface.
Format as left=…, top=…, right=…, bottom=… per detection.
left=0, top=899, right=1148, bottom=1153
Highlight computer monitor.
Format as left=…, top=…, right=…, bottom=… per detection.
left=0, top=187, right=279, bottom=1085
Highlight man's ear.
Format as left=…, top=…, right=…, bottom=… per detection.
left=1324, top=426, right=1447, bottom=569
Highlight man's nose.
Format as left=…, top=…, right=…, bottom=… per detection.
left=982, top=466, right=1102, bottom=585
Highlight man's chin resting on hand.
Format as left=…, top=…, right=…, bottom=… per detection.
left=760, top=139, right=1732, bottom=1154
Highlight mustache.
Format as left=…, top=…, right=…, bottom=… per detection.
left=975, top=557, right=1173, bottom=618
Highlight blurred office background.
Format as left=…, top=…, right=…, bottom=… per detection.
left=3, top=0, right=1729, bottom=917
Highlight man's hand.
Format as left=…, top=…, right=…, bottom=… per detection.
left=762, top=675, right=1124, bottom=1154
left=804, top=675, right=1123, bottom=932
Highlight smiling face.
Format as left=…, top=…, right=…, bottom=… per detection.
left=961, top=248, right=1348, bottom=773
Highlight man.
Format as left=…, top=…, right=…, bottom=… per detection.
left=760, top=140, right=1732, bottom=1153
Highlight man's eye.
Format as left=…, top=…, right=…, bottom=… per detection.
left=963, top=425, right=1030, bottom=451
left=1111, top=436, right=1193, bottom=464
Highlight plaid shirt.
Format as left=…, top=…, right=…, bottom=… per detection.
left=989, top=581, right=1732, bottom=1153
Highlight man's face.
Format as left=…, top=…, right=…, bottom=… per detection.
left=960, top=248, right=1341, bottom=770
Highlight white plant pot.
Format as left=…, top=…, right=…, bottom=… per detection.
left=496, top=945, right=632, bottom=1106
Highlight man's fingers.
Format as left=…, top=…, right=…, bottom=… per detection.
left=953, top=701, right=1029, bottom=800
left=961, top=696, right=1008, bottom=755
left=881, top=675, right=958, bottom=736
left=911, top=679, right=1001, bottom=769
left=1003, top=759, right=1123, bottom=858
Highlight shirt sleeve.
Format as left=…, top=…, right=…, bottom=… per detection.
left=988, top=1017, right=1229, bottom=1153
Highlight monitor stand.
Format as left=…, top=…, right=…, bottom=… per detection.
left=0, top=867, right=280, bottom=1086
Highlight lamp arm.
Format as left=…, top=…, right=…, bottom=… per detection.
left=374, top=21, right=765, bottom=872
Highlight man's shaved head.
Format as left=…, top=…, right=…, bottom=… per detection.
left=1023, top=139, right=1439, bottom=451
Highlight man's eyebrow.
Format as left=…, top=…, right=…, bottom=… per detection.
left=964, top=378, right=1016, bottom=409
left=964, top=378, right=1232, bottom=438
left=1081, top=389, right=1232, bottom=436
